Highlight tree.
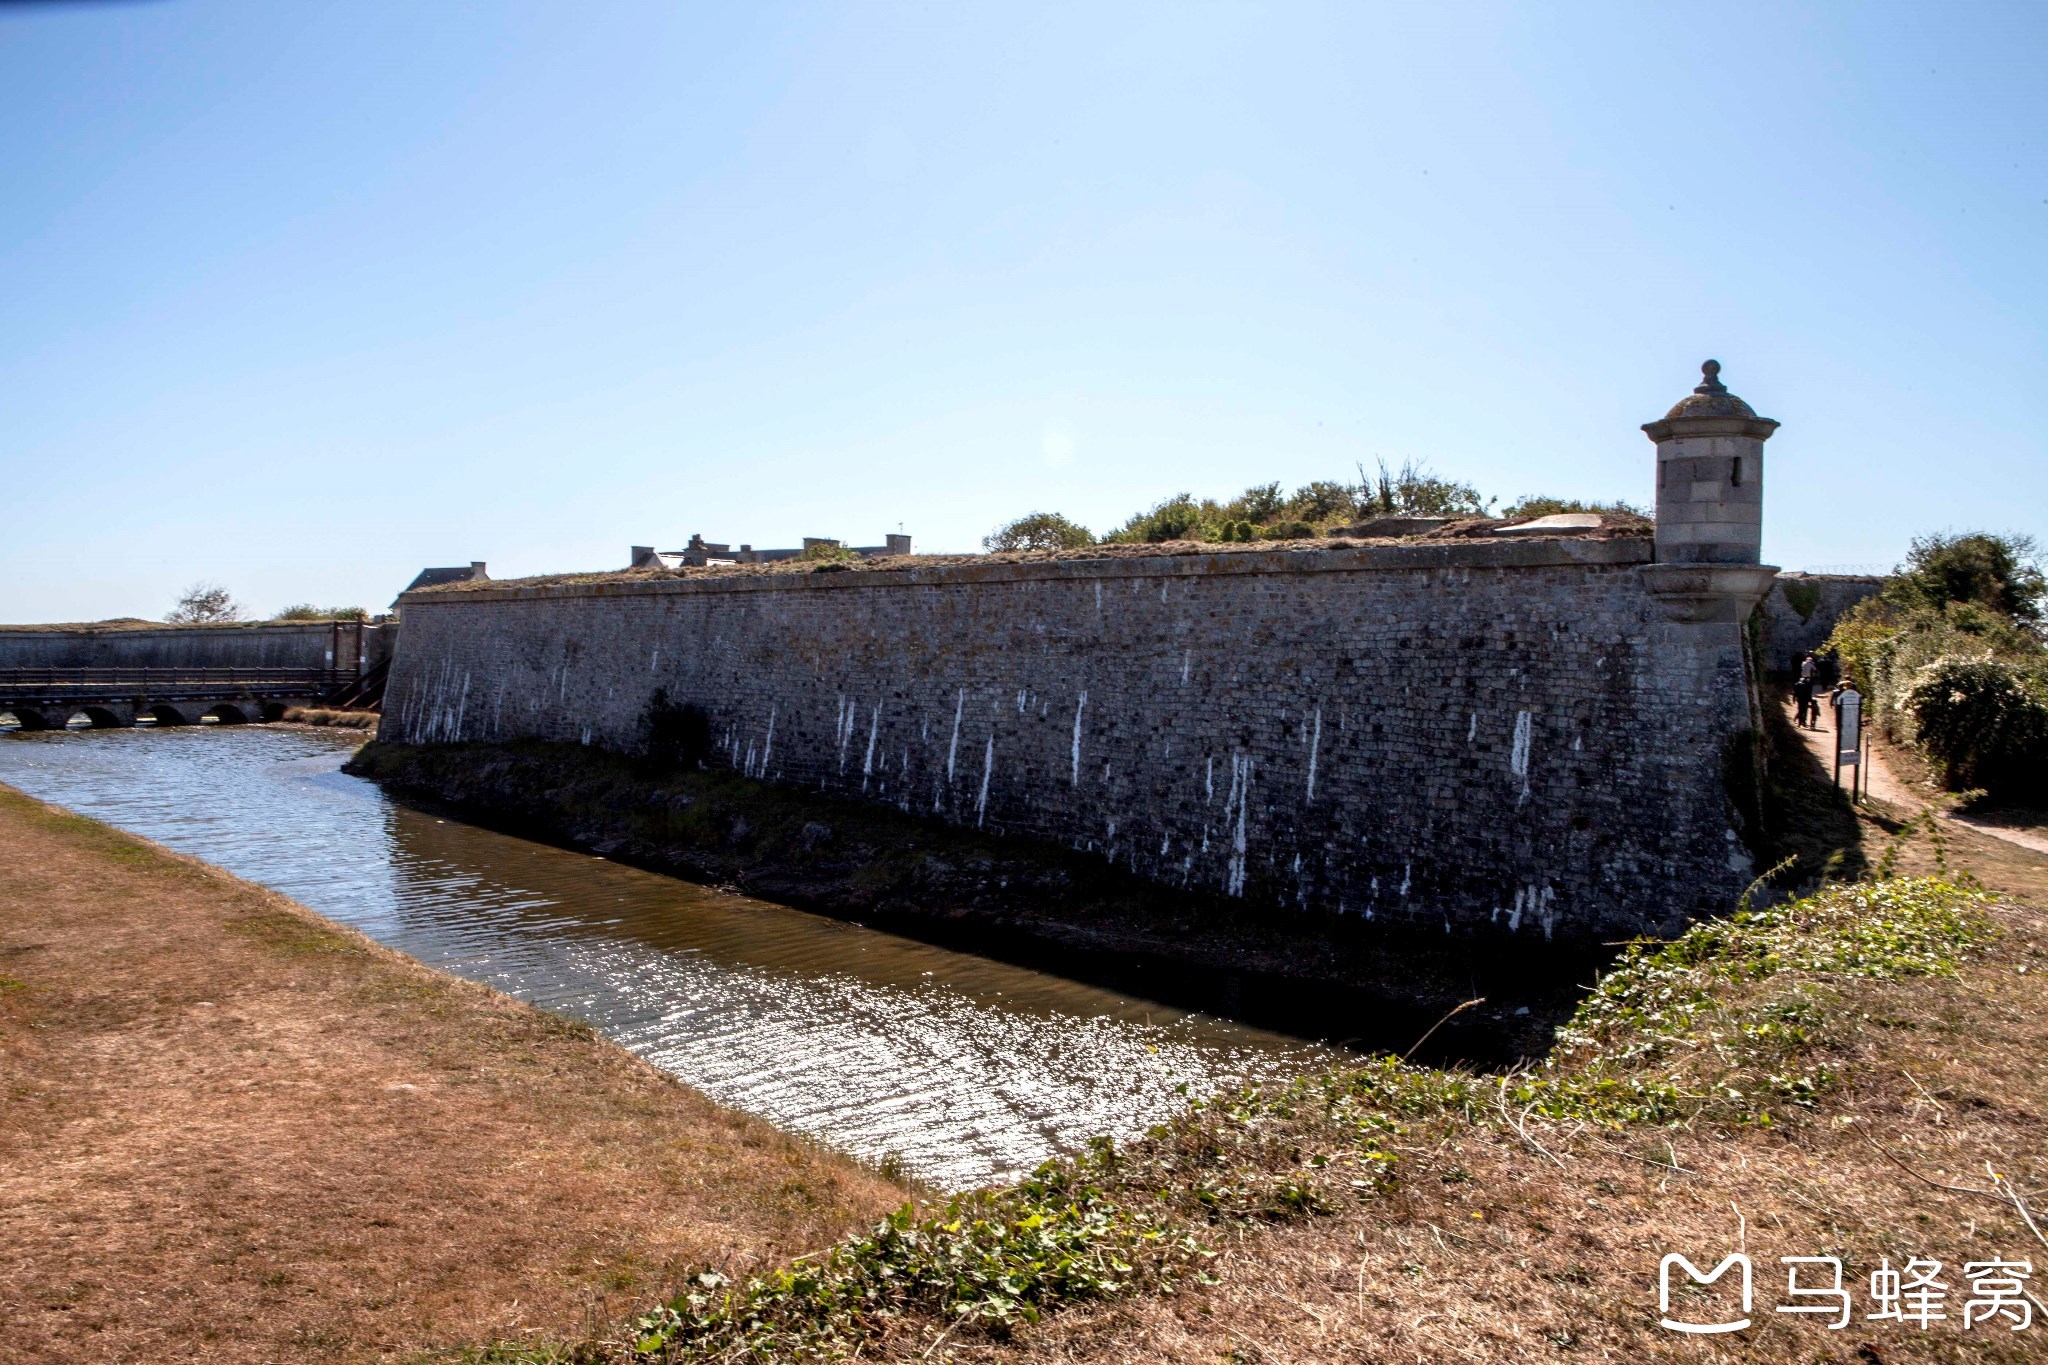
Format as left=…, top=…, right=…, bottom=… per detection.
left=1283, top=480, right=1359, bottom=525
left=273, top=604, right=368, bottom=621
left=1227, top=482, right=1286, bottom=523
left=1358, top=459, right=1492, bottom=518
left=1897, top=532, right=2045, bottom=623
left=983, top=512, right=1096, bottom=553
left=165, top=582, right=244, bottom=624
left=1106, top=494, right=1210, bottom=544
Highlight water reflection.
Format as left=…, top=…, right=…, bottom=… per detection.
left=0, top=727, right=1336, bottom=1188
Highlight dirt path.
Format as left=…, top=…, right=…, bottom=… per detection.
left=0, top=783, right=905, bottom=1363
left=1778, top=694, right=2048, bottom=856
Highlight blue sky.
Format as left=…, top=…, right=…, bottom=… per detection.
left=1, top=1, right=2042, bottom=622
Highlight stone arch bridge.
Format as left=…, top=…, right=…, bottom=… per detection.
left=0, top=667, right=349, bottom=731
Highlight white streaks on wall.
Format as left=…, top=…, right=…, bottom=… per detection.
left=1305, top=707, right=1322, bottom=801
left=976, top=735, right=994, bottom=826
left=1500, top=884, right=1558, bottom=939
left=1510, top=709, right=1532, bottom=806
left=760, top=706, right=776, bottom=775
left=1204, top=756, right=1214, bottom=803
left=1220, top=753, right=1254, bottom=897
left=946, top=689, right=963, bottom=785
left=835, top=695, right=854, bottom=773
left=1181, top=649, right=1191, bottom=684
left=1070, top=690, right=1087, bottom=786
left=1467, top=712, right=1477, bottom=742
left=861, top=702, right=881, bottom=790
left=650, top=647, right=659, bottom=673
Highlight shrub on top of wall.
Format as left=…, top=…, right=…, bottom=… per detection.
left=1780, top=578, right=1823, bottom=623
left=1901, top=655, right=2048, bottom=795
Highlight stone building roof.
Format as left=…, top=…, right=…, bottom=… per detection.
left=402, top=562, right=489, bottom=594
left=1643, top=360, right=1780, bottom=441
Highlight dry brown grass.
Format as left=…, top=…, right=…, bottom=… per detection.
left=872, top=784, right=2048, bottom=1363
left=928, top=950, right=2048, bottom=1363
left=0, top=783, right=905, bottom=1364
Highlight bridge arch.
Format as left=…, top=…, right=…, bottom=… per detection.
left=145, top=703, right=203, bottom=727
left=80, top=705, right=135, bottom=729
left=205, top=701, right=259, bottom=725
left=11, top=706, right=80, bottom=732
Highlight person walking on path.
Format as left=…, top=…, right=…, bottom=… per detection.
left=1795, top=652, right=1819, bottom=728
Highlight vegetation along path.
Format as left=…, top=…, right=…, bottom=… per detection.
left=0, top=783, right=905, bottom=1363
left=1781, top=691, right=2048, bottom=859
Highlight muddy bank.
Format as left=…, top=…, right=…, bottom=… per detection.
left=346, top=739, right=1613, bottom=1064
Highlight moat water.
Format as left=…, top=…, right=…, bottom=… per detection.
left=0, top=724, right=1337, bottom=1188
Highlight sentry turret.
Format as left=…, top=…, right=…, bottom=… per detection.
left=1644, top=360, right=1780, bottom=566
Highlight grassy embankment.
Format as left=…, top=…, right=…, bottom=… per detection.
left=0, top=784, right=906, bottom=1363
left=442, top=715, right=2048, bottom=1363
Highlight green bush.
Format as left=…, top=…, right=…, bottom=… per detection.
left=797, top=540, right=862, bottom=564
left=1901, top=655, right=2048, bottom=793
left=982, top=512, right=1096, bottom=553
left=1897, top=531, right=2045, bottom=623
left=1106, top=494, right=1212, bottom=544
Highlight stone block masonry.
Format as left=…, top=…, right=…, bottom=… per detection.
left=382, top=535, right=1762, bottom=942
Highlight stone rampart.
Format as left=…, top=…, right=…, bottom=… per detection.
left=382, top=537, right=1762, bottom=941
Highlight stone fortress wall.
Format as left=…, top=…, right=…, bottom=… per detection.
left=381, top=536, right=1760, bottom=941
left=378, top=363, right=1788, bottom=943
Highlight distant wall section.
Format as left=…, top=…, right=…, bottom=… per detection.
left=1760, top=574, right=1884, bottom=674
left=0, top=622, right=379, bottom=672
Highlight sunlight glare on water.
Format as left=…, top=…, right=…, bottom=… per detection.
left=0, top=726, right=1336, bottom=1188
